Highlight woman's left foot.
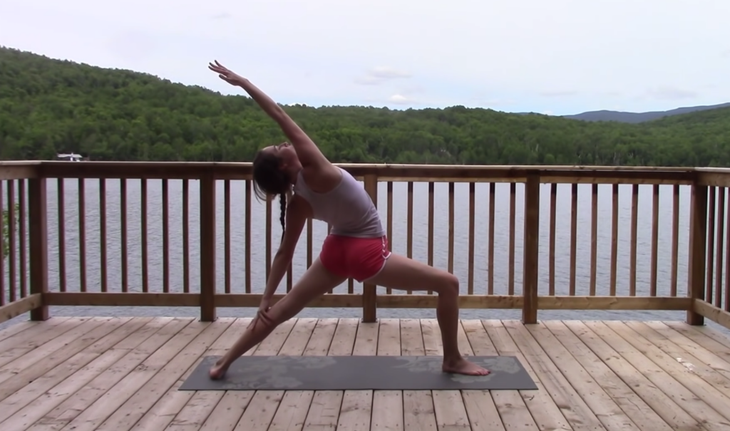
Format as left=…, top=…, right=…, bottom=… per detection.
left=442, top=357, right=490, bottom=376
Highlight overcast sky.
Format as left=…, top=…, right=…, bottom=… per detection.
left=1, top=0, right=728, bottom=115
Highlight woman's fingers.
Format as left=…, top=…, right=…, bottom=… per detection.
left=257, top=309, right=274, bottom=326
left=208, top=61, right=228, bottom=73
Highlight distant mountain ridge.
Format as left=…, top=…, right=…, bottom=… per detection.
left=562, top=102, right=730, bottom=123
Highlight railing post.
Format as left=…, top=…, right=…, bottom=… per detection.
left=199, top=172, right=217, bottom=322
left=687, top=183, right=708, bottom=325
left=28, top=176, right=49, bottom=321
left=362, top=174, right=378, bottom=323
left=522, top=173, right=540, bottom=324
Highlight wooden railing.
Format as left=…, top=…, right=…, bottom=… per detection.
left=1, top=161, right=729, bottom=330
left=0, top=162, right=46, bottom=323
left=690, top=169, right=730, bottom=329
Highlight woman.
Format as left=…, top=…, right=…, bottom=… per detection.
left=207, top=60, right=489, bottom=378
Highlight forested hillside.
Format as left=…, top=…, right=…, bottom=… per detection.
left=1, top=47, right=729, bottom=166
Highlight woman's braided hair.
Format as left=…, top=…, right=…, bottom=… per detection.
left=252, top=150, right=291, bottom=238
left=278, top=192, right=287, bottom=235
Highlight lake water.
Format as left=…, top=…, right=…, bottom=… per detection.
left=2, top=178, right=729, bottom=335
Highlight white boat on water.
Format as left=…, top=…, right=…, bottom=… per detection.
left=56, top=153, right=83, bottom=162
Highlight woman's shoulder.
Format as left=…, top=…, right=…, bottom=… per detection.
left=299, top=164, right=343, bottom=193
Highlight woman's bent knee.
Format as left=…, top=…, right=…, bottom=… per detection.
left=367, top=253, right=463, bottom=295
left=435, top=272, right=460, bottom=297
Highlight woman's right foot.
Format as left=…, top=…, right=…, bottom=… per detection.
left=442, top=357, right=490, bottom=376
left=209, top=360, right=229, bottom=380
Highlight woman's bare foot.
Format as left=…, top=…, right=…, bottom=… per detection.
left=442, top=357, right=490, bottom=376
left=209, top=359, right=229, bottom=380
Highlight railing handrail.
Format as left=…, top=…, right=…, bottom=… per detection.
left=0, top=161, right=695, bottom=184
left=0, top=161, right=41, bottom=167
left=29, top=160, right=699, bottom=171
left=692, top=167, right=730, bottom=173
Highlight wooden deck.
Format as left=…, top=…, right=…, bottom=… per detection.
left=1, top=317, right=730, bottom=431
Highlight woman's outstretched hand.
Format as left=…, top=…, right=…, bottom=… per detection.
left=208, top=60, right=245, bottom=86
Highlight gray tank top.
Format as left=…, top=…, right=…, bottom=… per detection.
left=293, top=167, right=385, bottom=238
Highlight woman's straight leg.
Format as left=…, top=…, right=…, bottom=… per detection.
left=209, top=258, right=346, bottom=379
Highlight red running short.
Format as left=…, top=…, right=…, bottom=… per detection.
left=320, top=234, right=391, bottom=282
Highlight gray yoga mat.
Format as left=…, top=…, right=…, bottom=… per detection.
left=179, top=355, right=538, bottom=391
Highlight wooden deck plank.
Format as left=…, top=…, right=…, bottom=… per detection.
left=633, top=321, right=730, bottom=383
left=263, top=318, right=325, bottom=431
left=631, top=321, right=730, bottom=404
left=526, top=322, right=641, bottom=430
left=460, top=320, right=515, bottom=431
left=0, top=317, right=172, bottom=431
left=37, top=317, right=204, bottom=431
left=198, top=392, right=254, bottom=431
left=153, top=319, right=258, bottom=431
left=562, top=320, right=710, bottom=431
left=0, top=316, right=126, bottom=398
left=495, top=320, right=606, bottom=430
left=2, top=317, right=730, bottom=431
left=0, top=317, right=69, bottom=344
left=463, top=321, right=536, bottom=431
left=459, top=321, right=509, bottom=430
left=670, top=322, right=730, bottom=349
left=93, top=318, right=234, bottom=431
left=302, top=318, right=344, bottom=430
left=234, top=319, right=296, bottom=430
left=603, top=320, right=730, bottom=423
left=193, top=318, right=257, bottom=431
left=0, top=316, right=96, bottom=371
left=167, top=317, right=261, bottom=431
left=0, top=317, right=71, bottom=346
left=478, top=320, right=572, bottom=431
left=0, top=316, right=155, bottom=423
left=372, top=318, right=404, bottom=431
left=658, top=321, right=730, bottom=381
left=459, top=321, right=538, bottom=431
left=336, top=318, right=375, bottom=431
left=542, top=321, right=674, bottom=431
left=421, top=319, right=471, bottom=431
left=582, top=321, right=730, bottom=431
left=265, top=317, right=319, bottom=431
left=24, top=317, right=195, bottom=431
left=137, top=317, right=255, bottom=431
left=104, top=319, right=233, bottom=430
left=400, top=318, right=437, bottom=431
left=0, top=321, right=36, bottom=342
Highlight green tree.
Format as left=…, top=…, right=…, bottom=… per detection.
left=1, top=45, right=730, bottom=167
